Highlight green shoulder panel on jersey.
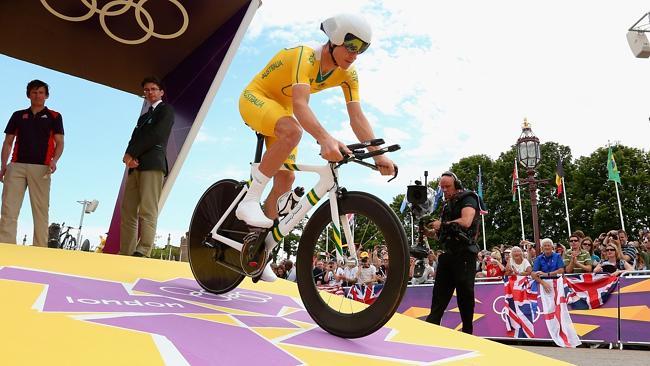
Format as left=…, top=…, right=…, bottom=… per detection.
left=280, top=45, right=307, bottom=85
left=341, top=81, right=353, bottom=101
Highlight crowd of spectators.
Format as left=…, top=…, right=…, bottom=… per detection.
left=291, top=227, right=649, bottom=290
left=396, top=227, right=649, bottom=289
left=472, top=228, right=649, bottom=282
left=273, top=243, right=395, bottom=286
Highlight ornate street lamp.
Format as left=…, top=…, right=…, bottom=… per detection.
left=516, top=119, right=546, bottom=252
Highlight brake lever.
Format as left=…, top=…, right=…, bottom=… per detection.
left=388, top=165, right=399, bottom=182
left=350, top=159, right=378, bottom=171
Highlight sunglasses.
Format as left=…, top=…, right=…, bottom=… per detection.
left=582, top=242, right=592, bottom=246
left=343, top=34, right=370, bottom=54
left=605, top=248, right=616, bottom=252
left=569, top=239, right=579, bottom=242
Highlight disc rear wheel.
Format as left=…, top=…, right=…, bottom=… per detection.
left=189, top=179, right=247, bottom=294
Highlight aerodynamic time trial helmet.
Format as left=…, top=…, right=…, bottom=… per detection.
left=320, top=13, right=372, bottom=54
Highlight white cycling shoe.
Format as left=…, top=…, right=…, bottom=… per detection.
left=259, top=262, right=278, bottom=282
left=235, top=200, right=273, bottom=228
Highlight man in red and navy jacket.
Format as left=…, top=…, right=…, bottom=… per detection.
left=0, top=79, right=64, bottom=247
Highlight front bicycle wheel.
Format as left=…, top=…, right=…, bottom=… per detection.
left=189, top=179, right=246, bottom=294
left=296, top=191, right=409, bottom=338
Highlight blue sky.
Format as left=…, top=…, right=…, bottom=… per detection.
left=1, top=0, right=649, bottom=248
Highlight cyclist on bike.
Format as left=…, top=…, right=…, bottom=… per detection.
left=236, top=13, right=396, bottom=233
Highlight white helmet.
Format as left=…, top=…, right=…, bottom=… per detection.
left=320, top=13, right=372, bottom=46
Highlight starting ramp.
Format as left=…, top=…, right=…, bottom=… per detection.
left=0, top=244, right=568, bottom=365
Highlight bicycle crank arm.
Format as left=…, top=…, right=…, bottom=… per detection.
left=213, top=258, right=253, bottom=278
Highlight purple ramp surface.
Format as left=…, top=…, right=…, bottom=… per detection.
left=234, top=315, right=299, bottom=328
left=91, top=314, right=301, bottom=365
left=0, top=267, right=217, bottom=314
left=133, top=278, right=302, bottom=316
left=282, top=327, right=473, bottom=363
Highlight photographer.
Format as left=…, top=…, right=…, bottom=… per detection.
left=613, top=229, right=636, bottom=265
left=356, top=251, right=378, bottom=285
left=324, top=260, right=344, bottom=286
left=423, top=171, right=480, bottom=334
left=376, top=253, right=389, bottom=283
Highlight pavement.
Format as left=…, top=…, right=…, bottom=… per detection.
left=516, top=345, right=649, bottom=366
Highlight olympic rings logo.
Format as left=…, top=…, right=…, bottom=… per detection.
left=492, top=295, right=540, bottom=323
left=158, top=286, right=273, bottom=303
left=40, top=0, right=189, bottom=45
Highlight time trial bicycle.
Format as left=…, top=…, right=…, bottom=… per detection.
left=188, top=135, right=408, bottom=338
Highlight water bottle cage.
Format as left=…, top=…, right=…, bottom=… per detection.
left=277, top=187, right=305, bottom=217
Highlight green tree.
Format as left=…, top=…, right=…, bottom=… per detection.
left=571, top=145, right=650, bottom=238
left=151, top=245, right=180, bottom=261
left=449, top=154, right=494, bottom=194
left=481, top=147, right=524, bottom=247
left=535, top=142, right=575, bottom=243
left=386, top=142, right=650, bottom=249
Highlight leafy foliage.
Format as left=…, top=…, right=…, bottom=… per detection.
left=389, top=143, right=650, bottom=247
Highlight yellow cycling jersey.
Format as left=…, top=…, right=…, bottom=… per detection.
left=245, top=44, right=360, bottom=106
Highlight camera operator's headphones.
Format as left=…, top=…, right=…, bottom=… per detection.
left=441, top=171, right=463, bottom=190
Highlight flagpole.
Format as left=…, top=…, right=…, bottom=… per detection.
left=481, top=214, right=486, bottom=251
left=561, top=176, right=571, bottom=235
left=325, top=224, right=329, bottom=258
left=607, top=144, right=625, bottom=231
left=614, top=181, right=625, bottom=231
left=478, top=165, right=487, bottom=251
left=515, top=158, right=525, bottom=240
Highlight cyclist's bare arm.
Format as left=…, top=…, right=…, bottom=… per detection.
left=347, top=102, right=396, bottom=176
left=292, top=84, right=349, bottom=162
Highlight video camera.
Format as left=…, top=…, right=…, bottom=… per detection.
left=405, top=171, right=436, bottom=260
left=406, top=172, right=435, bottom=221
left=413, top=258, right=426, bottom=279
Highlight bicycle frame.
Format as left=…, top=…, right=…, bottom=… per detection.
left=208, top=161, right=357, bottom=265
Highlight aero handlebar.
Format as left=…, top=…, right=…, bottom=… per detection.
left=338, top=139, right=400, bottom=182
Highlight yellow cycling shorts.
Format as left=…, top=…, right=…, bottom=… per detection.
left=239, top=89, right=297, bottom=164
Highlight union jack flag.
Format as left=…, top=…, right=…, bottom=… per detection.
left=502, top=276, right=538, bottom=338
left=563, top=273, right=619, bottom=310
left=346, top=284, right=383, bottom=305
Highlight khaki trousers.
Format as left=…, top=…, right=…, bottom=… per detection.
left=119, top=169, right=163, bottom=256
left=0, top=163, right=51, bottom=247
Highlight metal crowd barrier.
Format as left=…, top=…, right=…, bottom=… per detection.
left=400, top=270, right=650, bottom=349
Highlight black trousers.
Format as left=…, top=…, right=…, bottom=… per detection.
left=425, top=251, right=476, bottom=334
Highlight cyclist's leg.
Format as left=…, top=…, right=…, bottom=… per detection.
left=264, top=170, right=294, bottom=220
left=262, top=129, right=298, bottom=220
left=237, top=90, right=301, bottom=227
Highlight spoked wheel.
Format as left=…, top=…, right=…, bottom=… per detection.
left=61, top=237, right=76, bottom=250
left=189, top=179, right=247, bottom=294
left=296, top=191, right=409, bottom=338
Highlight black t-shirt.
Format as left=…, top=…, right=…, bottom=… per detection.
left=5, top=107, right=64, bottom=165
left=312, top=268, right=324, bottom=285
left=441, top=191, right=480, bottom=239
